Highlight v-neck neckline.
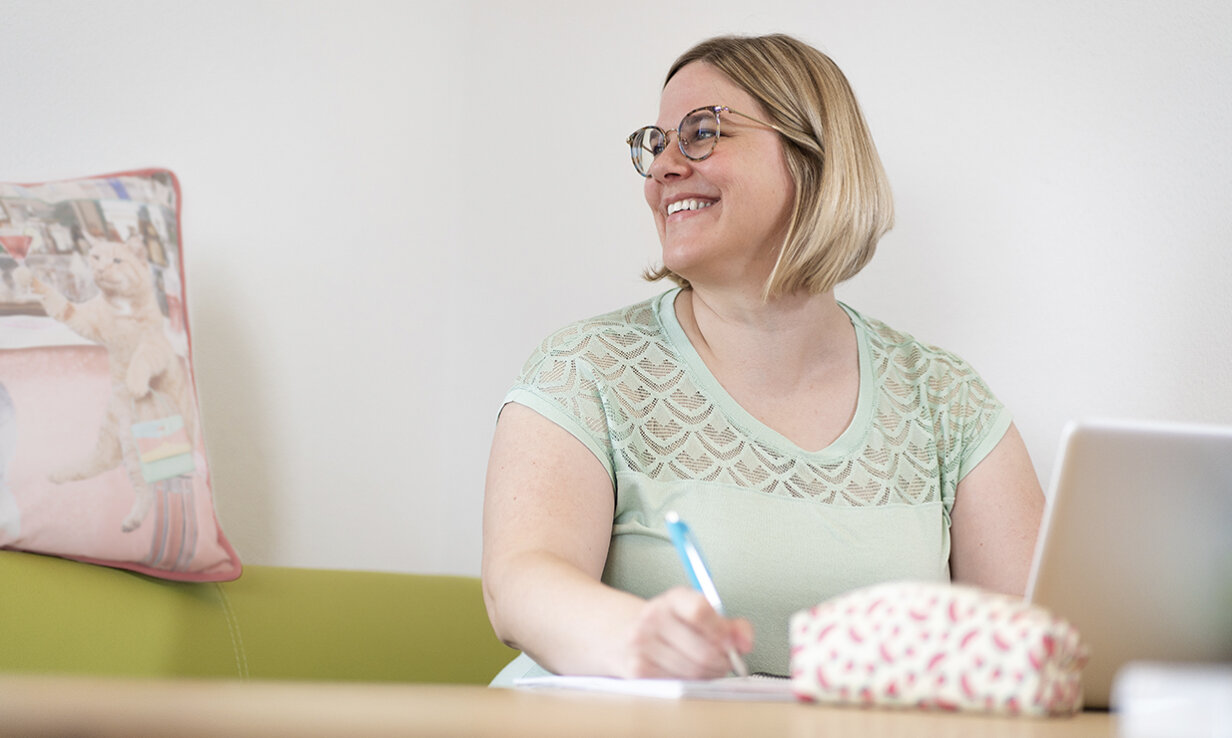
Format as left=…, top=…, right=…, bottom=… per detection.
left=654, top=288, right=874, bottom=460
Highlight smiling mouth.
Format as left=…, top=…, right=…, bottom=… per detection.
left=666, top=199, right=715, bottom=217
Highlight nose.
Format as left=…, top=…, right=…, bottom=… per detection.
left=646, top=131, right=691, bottom=181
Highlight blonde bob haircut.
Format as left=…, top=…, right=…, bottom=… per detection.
left=644, top=34, right=894, bottom=298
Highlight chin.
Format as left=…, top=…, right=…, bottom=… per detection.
left=658, top=254, right=696, bottom=281
left=660, top=238, right=702, bottom=267
left=661, top=239, right=720, bottom=276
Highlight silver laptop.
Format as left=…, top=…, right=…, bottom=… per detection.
left=1025, top=418, right=1232, bottom=709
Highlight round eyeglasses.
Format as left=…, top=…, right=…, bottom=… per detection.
left=625, top=105, right=788, bottom=178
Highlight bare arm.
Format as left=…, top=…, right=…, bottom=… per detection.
left=949, top=422, right=1045, bottom=596
left=481, top=402, right=751, bottom=678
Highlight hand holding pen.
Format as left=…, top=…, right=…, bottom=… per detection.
left=664, top=511, right=751, bottom=677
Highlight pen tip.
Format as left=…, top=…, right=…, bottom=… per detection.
left=664, top=511, right=680, bottom=524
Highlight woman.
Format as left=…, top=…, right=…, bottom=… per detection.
left=482, top=34, right=1043, bottom=683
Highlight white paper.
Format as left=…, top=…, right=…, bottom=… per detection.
left=514, top=675, right=797, bottom=701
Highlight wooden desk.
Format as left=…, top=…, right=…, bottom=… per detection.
left=0, top=675, right=1115, bottom=737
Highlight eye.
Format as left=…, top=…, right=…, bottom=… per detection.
left=681, top=111, right=719, bottom=147
left=693, top=119, right=719, bottom=141
left=640, top=128, right=667, bottom=156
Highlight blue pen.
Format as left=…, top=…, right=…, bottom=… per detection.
left=664, top=511, right=750, bottom=677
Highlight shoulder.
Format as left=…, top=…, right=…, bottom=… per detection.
left=517, top=292, right=672, bottom=379
left=536, top=294, right=663, bottom=353
left=843, top=304, right=986, bottom=391
left=845, top=305, right=1010, bottom=478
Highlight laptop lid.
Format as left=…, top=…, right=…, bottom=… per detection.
left=1025, top=419, right=1232, bottom=709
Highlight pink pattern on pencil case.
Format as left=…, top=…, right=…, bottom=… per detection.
left=789, top=581, right=1088, bottom=716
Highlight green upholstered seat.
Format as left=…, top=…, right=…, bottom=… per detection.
left=0, top=551, right=516, bottom=683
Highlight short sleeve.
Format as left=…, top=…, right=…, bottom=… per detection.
left=952, top=367, right=1013, bottom=482
left=921, top=349, right=1012, bottom=520
left=503, top=330, right=617, bottom=484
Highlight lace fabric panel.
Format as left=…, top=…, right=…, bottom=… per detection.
left=512, top=294, right=1008, bottom=509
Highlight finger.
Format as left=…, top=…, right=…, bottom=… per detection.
left=626, top=591, right=733, bottom=678
left=626, top=598, right=718, bottom=677
left=729, top=617, right=755, bottom=654
left=655, top=589, right=744, bottom=676
left=654, top=604, right=733, bottom=676
left=665, top=593, right=756, bottom=670
left=664, top=588, right=743, bottom=648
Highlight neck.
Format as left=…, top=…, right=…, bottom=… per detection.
left=675, top=285, right=853, bottom=389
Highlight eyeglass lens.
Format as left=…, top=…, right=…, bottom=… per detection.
left=630, top=107, right=721, bottom=176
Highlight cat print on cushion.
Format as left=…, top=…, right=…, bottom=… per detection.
left=13, top=236, right=196, bottom=533
left=0, top=382, right=19, bottom=542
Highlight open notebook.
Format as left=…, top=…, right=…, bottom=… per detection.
left=515, top=675, right=797, bottom=701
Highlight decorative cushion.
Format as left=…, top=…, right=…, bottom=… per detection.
left=0, top=169, right=240, bottom=581
left=789, top=581, right=1088, bottom=716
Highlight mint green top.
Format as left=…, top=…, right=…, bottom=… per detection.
left=498, top=289, right=1010, bottom=679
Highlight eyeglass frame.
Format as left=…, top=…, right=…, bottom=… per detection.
left=625, top=105, right=791, bottom=178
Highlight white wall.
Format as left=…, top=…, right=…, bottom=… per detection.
left=2, top=0, right=1228, bottom=576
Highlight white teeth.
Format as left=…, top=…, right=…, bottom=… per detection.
left=666, top=199, right=715, bottom=216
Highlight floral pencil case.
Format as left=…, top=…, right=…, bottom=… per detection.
left=789, top=581, right=1089, bottom=716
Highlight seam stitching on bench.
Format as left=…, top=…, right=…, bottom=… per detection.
left=215, top=584, right=250, bottom=678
